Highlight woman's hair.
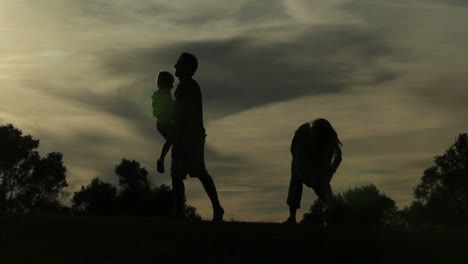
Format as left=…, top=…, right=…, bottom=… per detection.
left=310, top=118, right=343, bottom=149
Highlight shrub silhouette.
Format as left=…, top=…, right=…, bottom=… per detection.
left=72, top=159, right=201, bottom=220
left=72, top=177, right=118, bottom=214
left=302, top=184, right=396, bottom=226
left=147, top=184, right=173, bottom=217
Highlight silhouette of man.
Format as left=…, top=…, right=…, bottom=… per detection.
left=170, top=52, right=224, bottom=221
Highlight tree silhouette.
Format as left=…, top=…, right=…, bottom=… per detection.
left=72, top=159, right=201, bottom=219
left=115, top=158, right=150, bottom=193
left=72, top=177, right=117, bottom=214
left=302, top=184, right=396, bottom=226
left=184, top=204, right=202, bottom=221
left=148, top=184, right=173, bottom=217
left=0, top=124, right=67, bottom=212
left=407, top=133, right=468, bottom=225
left=145, top=184, right=201, bottom=220
left=115, top=158, right=151, bottom=214
left=17, top=152, right=68, bottom=212
left=0, top=124, right=39, bottom=211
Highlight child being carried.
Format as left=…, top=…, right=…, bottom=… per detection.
left=152, top=71, right=175, bottom=174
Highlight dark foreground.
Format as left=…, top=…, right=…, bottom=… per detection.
left=0, top=214, right=467, bottom=264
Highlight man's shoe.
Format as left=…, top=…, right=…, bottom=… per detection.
left=282, top=217, right=297, bottom=224
left=213, top=207, right=224, bottom=222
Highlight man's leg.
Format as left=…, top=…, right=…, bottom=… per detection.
left=171, top=175, right=185, bottom=218
left=188, top=137, right=224, bottom=221
left=197, top=171, right=224, bottom=221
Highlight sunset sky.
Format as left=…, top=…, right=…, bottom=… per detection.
left=1, top=0, right=467, bottom=221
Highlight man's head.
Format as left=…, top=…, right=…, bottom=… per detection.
left=157, top=71, right=174, bottom=90
left=174, top=52, right=198, bottom=78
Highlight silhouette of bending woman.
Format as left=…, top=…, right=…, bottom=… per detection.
left=170, top=52, right=224, bottom=221
left=285, top=118, right=342, bottom=224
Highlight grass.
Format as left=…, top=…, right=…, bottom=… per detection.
left=0, top=213, right=467, bottom=263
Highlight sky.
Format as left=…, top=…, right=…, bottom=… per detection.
left=1, top=0, right=467, bottom=222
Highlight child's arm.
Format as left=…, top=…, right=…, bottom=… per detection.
left=159, top=141, right=172, bottom=161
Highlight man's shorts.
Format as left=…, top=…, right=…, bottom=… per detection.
left=171, top=135, right=207, bottom=179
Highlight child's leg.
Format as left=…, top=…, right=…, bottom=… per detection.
left=157, top=142, right=172, bottom=173
left=159, top=142, right=172, bottom=161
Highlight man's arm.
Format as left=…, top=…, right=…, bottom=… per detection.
left=172, top=90, right=186, bottom=143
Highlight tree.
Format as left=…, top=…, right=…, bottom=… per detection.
left=302, top=184, right=396, bottom=226
left=148, top=184, right=173, bottom=217
left=115, top=158, right=150, bottom=193
left=71, top=177, right=117, bottom=214
left=115, top=158, right=151, bottom=214
left=17, top=152, right=68, bottom=212
left=408, top=133, right=468, bottom=225
left=145, top=184, right=201, bottom=220
left=0, top=124, right=39, bottom=211
left=0, top=124, right=68, bottom=212
left=71, top=158, right=201, bottom=219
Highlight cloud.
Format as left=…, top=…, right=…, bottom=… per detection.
left=23, top=0, right=291, bottom=30
left=234, top=0, right=289, bottom=23
left=428, top=0, right=468, bottom=6
left=97, top=24, right=395, bottom=120
left=21, top=16, right=396, bottom=148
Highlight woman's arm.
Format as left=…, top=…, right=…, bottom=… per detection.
left=331, top=147, right=342, bottom=174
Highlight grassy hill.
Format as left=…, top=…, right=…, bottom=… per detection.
left=0, top=214, right=467, bottom=263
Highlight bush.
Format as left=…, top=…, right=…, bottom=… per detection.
left=302, top=184, right=396, bottom=226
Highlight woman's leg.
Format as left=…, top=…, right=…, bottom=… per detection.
left=313, top=180, right=333, bottom=227
left=314, top=181, right=333, bottom=209
left=286, top=159, right=303, bottom=223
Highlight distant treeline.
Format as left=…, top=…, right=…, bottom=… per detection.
left=72, top=159, right=200, bottom=220
left=0, top=123, right=200, bottom=220
left=1, top=123, right=467, bottom=226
